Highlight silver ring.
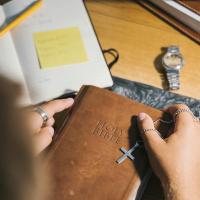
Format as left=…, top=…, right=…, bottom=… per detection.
left=140, top=128, right=164, bottom=139
left=34, top=106, right=49, bottom=122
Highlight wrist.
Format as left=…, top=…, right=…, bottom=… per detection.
left=161, top=177, right=200, bottom=200
left=162, top=180, right=180, bottom=200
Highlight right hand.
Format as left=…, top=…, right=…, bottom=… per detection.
left=137, top=104, right=200, bottom=200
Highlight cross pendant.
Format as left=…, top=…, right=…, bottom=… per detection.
left=116, top=142, right=139, bottom=164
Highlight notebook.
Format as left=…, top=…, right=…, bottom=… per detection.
left=0, top=0, right=113, bottom=105
left=135, top=0, right=200, bottom=44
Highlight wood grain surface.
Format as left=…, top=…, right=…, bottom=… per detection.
left=1, top=0, right=200, bottom=199
left=85, top=0, right=200, bottom=100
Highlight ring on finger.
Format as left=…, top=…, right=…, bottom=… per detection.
left=34, top=106, right=49, bottom=122
left=140, top=128, right=164, bottom=139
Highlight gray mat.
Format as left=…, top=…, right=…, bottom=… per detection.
left=109, top=76, right=200, bottom=119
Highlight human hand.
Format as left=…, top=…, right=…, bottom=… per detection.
left=27, top=98, right=74, bottom=156
left=137, top=104, right=200, bottom=200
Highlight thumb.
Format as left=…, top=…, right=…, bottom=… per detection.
left=137, top=113, right=165, bottom=152
left=33, top=126, right=54, bottom=156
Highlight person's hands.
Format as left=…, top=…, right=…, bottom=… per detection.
left=27, top=98, right=74, bottom=156
left=137, top=104, right=200, bottom=200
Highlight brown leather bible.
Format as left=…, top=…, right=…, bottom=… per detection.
left=45, top=85, right=172, bottom=200
left=135, top=0, right=200, bottom=45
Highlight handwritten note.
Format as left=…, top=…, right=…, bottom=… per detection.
left=33, top=27, right=89, bottom=69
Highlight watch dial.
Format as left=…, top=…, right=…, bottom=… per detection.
left=164, top=55, right=182, bottom=67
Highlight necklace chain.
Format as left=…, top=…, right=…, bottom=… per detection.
left=137, top=108, right=200, bottom=148
left=153, top=118, right=173, bottom=124
left=173, top=109, right=200, bottom=124
left=154, top=108, right=200, bottom=125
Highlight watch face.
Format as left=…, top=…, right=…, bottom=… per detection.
left=164, top=54, right=182, bottom=67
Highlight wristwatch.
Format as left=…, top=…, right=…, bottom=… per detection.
left=162, top=46, right=186, bottom=90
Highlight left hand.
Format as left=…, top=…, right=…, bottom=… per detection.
left=27, top=98, right=74, bottom=155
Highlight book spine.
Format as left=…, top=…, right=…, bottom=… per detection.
left=43, top=85, right=88, bottom=166
left=122, top=173, right=141, bottom=200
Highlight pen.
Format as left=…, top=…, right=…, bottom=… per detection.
left=0, top=1, right=42, bottom=37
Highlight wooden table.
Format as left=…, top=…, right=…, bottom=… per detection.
left=85, top=0, right=200, bottom=100
left=1, top=0, right=200, bottom=199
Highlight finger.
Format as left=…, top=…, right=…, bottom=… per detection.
left=164, top=125, right=174, bottom=138
left=44, top=117, right=55, bottom=127
left=161, top=104, right=190, bottom=116
left=161, top=104, right=193, bottom=131
left=33, top=126, right=54, bottom=156
left=29, top=98, right=74, bottom=132
left=137, top=113, right=165, bottom=152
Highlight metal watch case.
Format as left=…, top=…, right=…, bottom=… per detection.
left=162, top=52, right=186, bottom=73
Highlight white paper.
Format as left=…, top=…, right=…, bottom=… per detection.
left=3, top=0, right=113, bottom=104
left=0, top=6, right=31, bottom=105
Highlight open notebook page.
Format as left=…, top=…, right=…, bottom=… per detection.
left=0, top=6, right=31, bottom=105
left=3, top=0, right=113, bottom=105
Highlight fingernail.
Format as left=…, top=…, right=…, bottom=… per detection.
left=48, top=127, right=54, bottom=136
left=66, top=98, right=74, bottom=104
left=137, top=113, right=146, bottom=122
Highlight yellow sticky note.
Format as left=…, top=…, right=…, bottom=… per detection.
left=33, top=27, right=89, bottom=69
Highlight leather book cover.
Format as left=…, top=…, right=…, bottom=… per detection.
left=134, top=0, right=200, bottom=45
left=175, top=1, right=200, bottom=16
left=44, top=85, right=172, bottom=200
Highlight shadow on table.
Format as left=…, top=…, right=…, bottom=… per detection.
left=154, top=47, right=169, bottom=90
